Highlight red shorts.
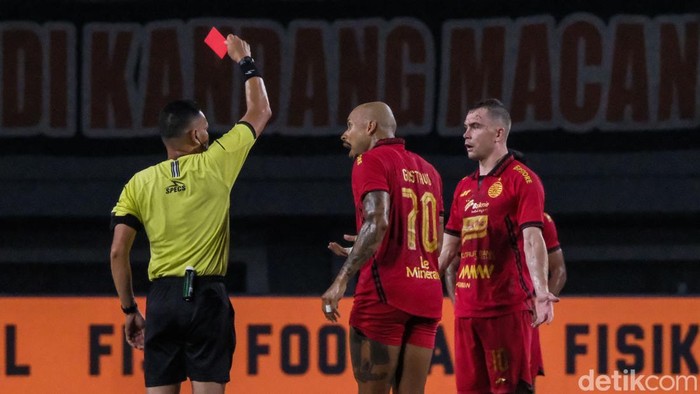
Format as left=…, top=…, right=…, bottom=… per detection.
left=349, top=298, right=439, bottom=349
left=531, top=327, right=544, bottom=377
left=454, top=310, right=534, bottom=394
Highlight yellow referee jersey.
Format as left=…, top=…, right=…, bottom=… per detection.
left=112, top=122, right=256, bottom=280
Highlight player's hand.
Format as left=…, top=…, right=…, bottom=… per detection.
left=532, top=292, right=559, bottom=327
left=321, top=280, right=347, bottom=323
left=125, top=312, right=146, bottom=350
left=327, top=234, right=356, bottom=257
left=225, top=34, right=251, bottom=63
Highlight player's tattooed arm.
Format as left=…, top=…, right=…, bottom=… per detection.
left=335, top=191, right=390, bottom=281
left=321, top=191, right=390, bottom=322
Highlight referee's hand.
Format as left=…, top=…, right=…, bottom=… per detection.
left=125, top=312, right=146, bottom=350
left=225, top=34, right=251, bottom=63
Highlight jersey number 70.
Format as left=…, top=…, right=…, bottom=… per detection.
left=401, top=188, right=439, bottom=253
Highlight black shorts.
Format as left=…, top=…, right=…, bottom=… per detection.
left=144, top=276, right=236, bottom=387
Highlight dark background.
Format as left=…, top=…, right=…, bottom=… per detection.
left=1, top=0, right=699, bottom=296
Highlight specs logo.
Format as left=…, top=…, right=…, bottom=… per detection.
left=165, top=180, right=187, bottom=194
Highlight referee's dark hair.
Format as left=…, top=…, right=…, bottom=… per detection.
left=159, top=100, right=201, bottom=139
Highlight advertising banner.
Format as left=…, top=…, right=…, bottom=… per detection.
left=1, top=13, right=698, bottom=138
left=0, top=297, right=697, bottom=393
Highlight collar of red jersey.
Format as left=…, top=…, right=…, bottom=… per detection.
left=373, top=138, right=405, bottom=148
left=471, top=152, right=514, bottom=179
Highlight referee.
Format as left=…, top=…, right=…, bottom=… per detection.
left=109, top=35, right=271, bottom=393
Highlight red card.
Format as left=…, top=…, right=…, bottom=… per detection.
left=204, top=27, right=227, bottom=59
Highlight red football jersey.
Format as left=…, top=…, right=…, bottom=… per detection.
left=542, top=212, right=561, bottom=253
left=445, top=153, right=545, bottom=318
left=351, top=138, right=444, bottom=318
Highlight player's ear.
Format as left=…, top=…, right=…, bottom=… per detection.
left=367, top=120, right=377, bottom=135
left=495, top=127, right=505, bottom=141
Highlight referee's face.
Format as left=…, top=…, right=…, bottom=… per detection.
left=190, top=112, right=210, bottom=152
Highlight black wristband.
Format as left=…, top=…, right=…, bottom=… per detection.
left=121, top=302, right=138, bottom=315
left=238, top=56, right=261, bottom=81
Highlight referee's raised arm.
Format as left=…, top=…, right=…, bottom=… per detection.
left=225, top=34, right=272, bottom=138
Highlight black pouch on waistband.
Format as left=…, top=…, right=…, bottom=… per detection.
left=183, top=266, right=195, bottom=301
